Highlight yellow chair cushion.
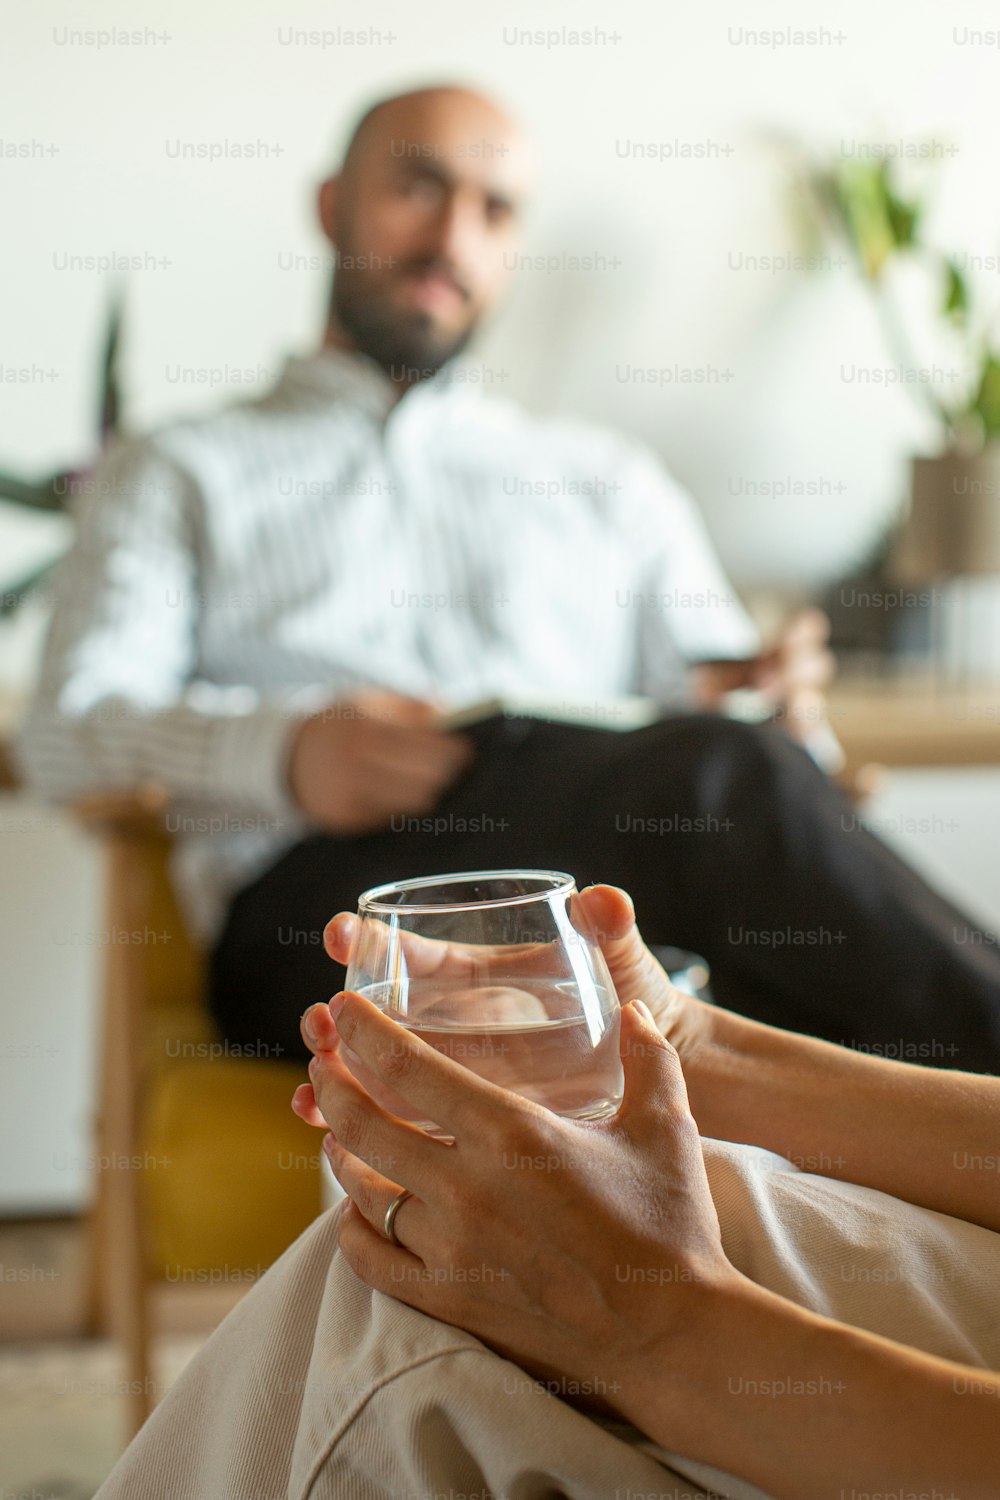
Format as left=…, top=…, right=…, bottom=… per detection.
left=142, top=1057, right=324, bottom=1277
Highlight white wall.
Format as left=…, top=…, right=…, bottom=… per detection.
left=863, top=769, right=1000, bottom=936
left=6, top=0, right=1000, bottom=587
left=0, top=794, right=101, bottom=1214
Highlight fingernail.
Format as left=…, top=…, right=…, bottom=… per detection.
left=632, top=999, right=654, bottom=1022
left=301, top=1007, right=320, bottom=1044
left=328, top=993, right=346, bottom=1022
left=322, top=1132, right=336, bottom=1158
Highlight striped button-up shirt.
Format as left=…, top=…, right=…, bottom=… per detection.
left=19, top=348, right=758, bottom=939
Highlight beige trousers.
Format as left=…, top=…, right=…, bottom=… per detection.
left=94, top=1139, right=1000, bottom=1500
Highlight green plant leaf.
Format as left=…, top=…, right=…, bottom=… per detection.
left=883, top=177, right=920, bottom=248
left=970, top=354, right=1000, bottom=440
left=834, top=163, right=894, bottom=278
left=942, top=259, right=970, bottom=320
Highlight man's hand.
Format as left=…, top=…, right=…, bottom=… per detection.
left=288, top=690, right=474, bottom=834
left=693, top=608, right=834, bottom=711
left=749, top=607, right=835, bottom=706
left=692, top=608, right=837, bottom=755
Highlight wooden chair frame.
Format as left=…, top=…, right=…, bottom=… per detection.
left=78, top=785, right=184, bottom=1435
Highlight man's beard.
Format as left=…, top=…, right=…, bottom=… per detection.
left=332, top=258, right=477, bottom=381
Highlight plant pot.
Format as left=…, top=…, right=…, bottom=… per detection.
left=888, top=451, right=1000, bottom=680
left=893, top=449, right=1000, bottom=581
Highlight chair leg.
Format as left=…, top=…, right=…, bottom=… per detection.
left=103, top=1143, right=153, bottom=1437
left=97, top=838, right=156, bottom=1437
left=82, top=1134, right=109, bottom=1337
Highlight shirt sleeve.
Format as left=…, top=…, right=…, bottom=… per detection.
left=616, top=440, right=760, bottom=702
left=16, top=434, right=317, bottom=815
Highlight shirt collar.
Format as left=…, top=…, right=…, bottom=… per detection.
left=275, top=346, right=466, bottom=425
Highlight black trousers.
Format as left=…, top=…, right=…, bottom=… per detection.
left=209, top=714, right=1000, bottom=1073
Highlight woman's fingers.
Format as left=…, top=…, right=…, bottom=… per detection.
left=570, top=883, right=635, bottom=944
left=325, top=910, right=506, bottom=977
left=323, top=909, right=559, bottom=985
left=301, top=1002, right=341, bottom=1055
left=575, top=886, right=689, bottom=1030
left=324, top=909, right=490, bottom=974
left=322, top=1133, right=419, bottom=1244
left=323, top=912, right=358, bottom=964
left=322, top=1135, right=456, bottom=1279
left=572, top=885, right=717, bottom=1068
left=331, top=990, right=519, bottom=1138
left=615, top=1001, right=692, bottom=1140
left=294, top=1036, right=448, bottom=1198
left=336, top=1200, right=434, bottom=1312
left=291, top=1080, right=326, bottom=1127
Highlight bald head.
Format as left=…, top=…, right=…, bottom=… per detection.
left=319, top=85, right=533, bottom=385
left=340, top=85, right=530, bottom=179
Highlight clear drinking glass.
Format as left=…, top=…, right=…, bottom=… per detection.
left=342, top=869, right=624, bottom=1137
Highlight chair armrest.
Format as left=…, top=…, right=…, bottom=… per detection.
left=0, top=742, right=17, bottom=791
left=73, top=782, right=171, bottom=839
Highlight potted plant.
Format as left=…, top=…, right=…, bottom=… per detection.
left=798, top=153, right=1000, bottom=586
left=0, top=289, right=125, bottom=617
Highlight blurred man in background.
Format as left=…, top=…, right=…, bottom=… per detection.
left=18, top=85, right=1000, bottom=1070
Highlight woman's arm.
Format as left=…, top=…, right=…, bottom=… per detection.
left=681, top=1000, right=1000, bottom=1233
left=633, top=1271, right=1000, bottom=1500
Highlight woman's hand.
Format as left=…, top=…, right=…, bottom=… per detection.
left=291, top=989, right=745, bottom=1434
left=322, top=882, right=716, bottom=1067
